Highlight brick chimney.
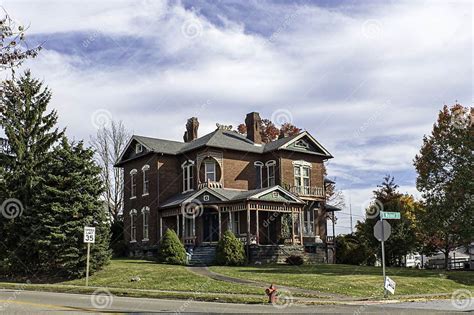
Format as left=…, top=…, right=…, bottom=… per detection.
left=183, top=117, right=199, bottom=142
left=245, top=112, right=262, bottom=144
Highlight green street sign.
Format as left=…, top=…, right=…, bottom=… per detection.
left=380, top=211, right=401, bottom=220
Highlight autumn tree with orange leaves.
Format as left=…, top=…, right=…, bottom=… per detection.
left=414, top=104, right=473, bottom=270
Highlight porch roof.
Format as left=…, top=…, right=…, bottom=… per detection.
left=160, top=185, right=305, bottom=209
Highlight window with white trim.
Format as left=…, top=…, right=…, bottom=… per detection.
left=254, top=161, right=263, bottom=189
left=232, top=212, right=240, bottom=235
left=303, top=208, right=314, bottom=235
left=130, top=209, right=137, bottom=242
left=136, top=143, right=143, bottom=154
left=182, top=160, right=195, bottom=192
left=142, top=165, right=150, bottom=195
left=130, top=169, right=137, bottom=198
left=294, top=163, right=311, bottom=194
left=142, top=207, right=149, bottom=240
left=266, top=160, right=276, bottom=187
left=204, top=161, right=216, bottom=182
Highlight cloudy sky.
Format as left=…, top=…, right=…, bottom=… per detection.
left=3, top=0, right=472, bottom=234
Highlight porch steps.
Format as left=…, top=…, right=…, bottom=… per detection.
left=189, top=246, right=216, bottom=266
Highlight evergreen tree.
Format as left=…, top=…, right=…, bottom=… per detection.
left=216, top=230, right=246, bottom=266
left=158, top=229, right=187, bottom=265
left=356, top=175, right=419, bottom=266
left=0, top=71, right=64, bottom=275
left=34, top=138, right=111, bottom=277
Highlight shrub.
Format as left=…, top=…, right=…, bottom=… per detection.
left=285, top=254, right=304, bottom=265
left=158, top=229, right=187, bottom=265
left=216, top=230, right=246, bottom=266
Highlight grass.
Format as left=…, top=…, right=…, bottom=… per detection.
left=209, top=264, right=474, bottom=298
left=63, top=259, right=264, bottom=296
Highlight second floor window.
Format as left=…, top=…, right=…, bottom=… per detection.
left=294, top=164, right=310, bottom=194
left=204, top=161, right=216, bottom=182
left=130, top=169, right=137, bottom=198
left=142, top=165, right=150, bottom=195
left=266, top=160, right=276, bottom=187
left=182, top=160, right=194, bottom=192
left=254, top=161, right=263, bottom=189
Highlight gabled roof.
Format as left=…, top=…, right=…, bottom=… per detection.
left=116, top=129, right=332, bottom=166
left=160, top=185, right=305, bottom=209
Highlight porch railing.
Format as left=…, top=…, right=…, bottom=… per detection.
left=289, top=185, right=324, bottom=197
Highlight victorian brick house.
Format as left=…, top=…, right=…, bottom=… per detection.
left=115, top=112, right=340, bottom=263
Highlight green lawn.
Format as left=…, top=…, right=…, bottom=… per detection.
left=64, top=259, right=263, bottom=296
left=209, top=264, right=474, bottom=298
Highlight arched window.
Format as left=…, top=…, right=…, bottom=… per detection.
left=254, top=161, right=264, bottom=189
left=141, top=206, right=150, bottom=241
left=293, top=160, right=311, bottom=194
left=142, top=165, right=150, bottom=196
left=182, top=160, right=195, bottom=192
left=130, top=169, right=138, bottom=198
left=130, top=209, right=137, bottom=242
left=265, top=160, right=276, bottom=187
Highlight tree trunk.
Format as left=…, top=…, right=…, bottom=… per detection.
left=444, top=251, right=449, bottom=270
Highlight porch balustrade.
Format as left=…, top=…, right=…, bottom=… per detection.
left=289, top=185, right=324, bottom=197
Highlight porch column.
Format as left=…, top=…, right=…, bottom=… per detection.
left=218, top=209, right=222, bottom=240
left=159, top=216, right=163, bottom=239
left=176, top=214, right=180, bottom=238
left=229, top=211, right=233, bottom=233
left=192, top=214, right=196, bottom=244
left=299, top=209, right=304, bottom=245
left=256, top=209, right=259, bottom=245
left=291, top=210, right=295, bottom=244
left=246, top=206, right=251, bottom=263
left=181, top=213, right=185, bottom=242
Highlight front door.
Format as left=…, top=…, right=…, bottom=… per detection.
left=202, top=210, right=219, bottom=243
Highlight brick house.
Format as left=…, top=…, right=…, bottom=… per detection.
left=115, top=112, right=341, bottom=264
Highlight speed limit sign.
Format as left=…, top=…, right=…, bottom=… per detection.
left=84, top=226, right=96, bottom=243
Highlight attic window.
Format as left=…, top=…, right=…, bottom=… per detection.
left=295, top=139, right=309, bottom=149
left=136, top=143, right=143, bottom=154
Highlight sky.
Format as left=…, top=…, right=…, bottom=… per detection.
left=3, top=0, right=472, bottom=234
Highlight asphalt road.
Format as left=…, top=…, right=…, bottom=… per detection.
left=0, top=289, right=472, bottom=314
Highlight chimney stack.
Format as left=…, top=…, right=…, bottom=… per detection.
left=245, top=112, right=262, bottom=144
left=183, top=117, right=199, bottom=142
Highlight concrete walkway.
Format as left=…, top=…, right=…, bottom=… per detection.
left=186, top=266, right=350, bottom=300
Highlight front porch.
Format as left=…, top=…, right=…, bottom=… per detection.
left=159, top=201, right=306, bottom=247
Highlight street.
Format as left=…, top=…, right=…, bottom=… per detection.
left=0, top=289, right=472, bottom=314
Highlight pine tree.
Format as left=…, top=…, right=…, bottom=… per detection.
left=0, top=71, right=64, bottom=275
left=34, top=138, right=111, bottom=278
left=158, top=229, right=187, bottom=265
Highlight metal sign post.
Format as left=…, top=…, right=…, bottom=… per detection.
left=83, top=226, right=96, bottom=287
left=381, top=216, right=387, bottom=298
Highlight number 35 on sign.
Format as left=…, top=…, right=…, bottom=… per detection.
left=84, top=226, right=96, bottom=243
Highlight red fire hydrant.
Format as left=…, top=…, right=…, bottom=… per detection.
left=265, top=284, right=277, bottom=304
